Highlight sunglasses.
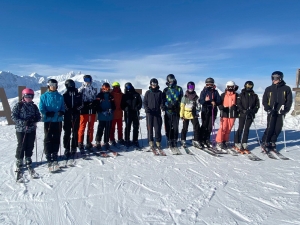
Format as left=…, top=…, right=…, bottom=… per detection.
left=272, top=75, right=281, bottom=81
left=188, top=84, right=195, bottom=90
left=84, top=77, right=91, bottom=82
left=24, top=94, right=34, bottom=99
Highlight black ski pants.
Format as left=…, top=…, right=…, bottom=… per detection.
left=146, top=114, right=162, bottom=142
left=15, top=131, right=36, bottom=160
left=63, top=112, right=80, bottom=152
left=200, top=111, right=215, bottom=141
left=44, top=122, right=62, bottom=161
left=181, top=118, right=201, bottom=141
left=124, top=111, right=140, bottom=142
left=262, top=114, right=284, bottom=144
left=95, top=120, right=112, bottom=144
left=234, top=116, right=253, bottom=144
left=164, top=113, right=180, bottom=141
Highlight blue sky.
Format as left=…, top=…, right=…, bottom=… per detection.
left=0, top=0, right=299, bottom=91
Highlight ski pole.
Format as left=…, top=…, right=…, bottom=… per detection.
left=35, top=130, right=38, bottom=164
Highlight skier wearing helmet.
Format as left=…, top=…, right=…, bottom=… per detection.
left=39, top=79, right=65, bottom=171
left=11, top=88, right=41, bottom=181
left=77, top=75, right=98, bottom=156
left=215, top=81, right=239, bottom=152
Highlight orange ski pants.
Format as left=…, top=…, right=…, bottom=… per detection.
left=78, top=114, right=96, bottom=144
left=216, top=118, right=236, bottom=143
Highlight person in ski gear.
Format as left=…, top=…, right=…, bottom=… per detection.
left=109, top=81, right=125, bottom=146
left=216, top=81, right=239, bottom=151
left=39, top=79, right=65, bottom=167
left=121, top=82, right=143, bottom=148
left=144, top=78, right=164, bottom=150
left=77, top=75, right=98, bottom=154
left=63, top=79, right=83, bottom=160
left=95, top=83, right=116, bottom=150
left=162, top=74, right=183, bottom=148
left=11, top=88, right=41, bottom=173
left=261, top=71, right=292, bottom=151
left=199, top=77, right=221, bottom=148
left=234, top=81, right=260, bottom=152
left=180, top=82, right=202, bottom=148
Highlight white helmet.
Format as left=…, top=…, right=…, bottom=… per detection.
left=226, top=81, right=235, bottom=87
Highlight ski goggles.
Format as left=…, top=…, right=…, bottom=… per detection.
left=102, top=86, right=110, bottom=91
left=23, top=94, right=34, bottom=99
left=84, top=77, right=91, bottom=82
left=227, top=86, right=234, bottom=90
left=151, top=82, right=158, bottom=87
left=48, top=82, right=58, bottom=87
left=168, top=78, right=175, bottom=83
left=187, top=84, right=195, bottom=90
left=206, top=83, right=214, bottom=87
left=245, top=83, right=253, bottom=89
left=125, top=83, right=132, bottom=90
left=272, top=74, right=281, bottom=81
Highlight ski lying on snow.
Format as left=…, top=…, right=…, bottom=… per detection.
left=271, top=150, right=289, bottom=160
left=260, top=145, right=278, bottom=160
left=181, top=146, right=194, bottom=155
left=170, top=147, right=182, bottom=155
left=230, top=147, right=263, bottom=161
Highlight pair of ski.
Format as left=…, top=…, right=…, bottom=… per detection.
left=94, top=150, right=119, bottom=158
left=151, top=147, right=167, bottom=156
left=16, top=165, right=39, bottom=183
left=186, top=142, right=220, bottom=157
left=228, top=147, right=263, bottom=161
left=48, top=162, right=61, bottom=173
left=260, top=145, right=289, bottom=160
left=170, top=146, right=182, bottom=155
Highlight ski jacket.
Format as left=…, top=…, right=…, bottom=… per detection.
left=163, top=85, right=183, bottom=115
left=121, top=88, right=142, bottom=113
left=11, top=101, right=41, bottom=133
left=96, top=92, right=116, bottom=121
left=39, top=90, right=65, bottom=122
left=143, top=86, right=164, bottom=116
left=180, top=91, right=201, bottom=119
left=78, top=83, right=98, bottom=114
left=218, top=91, right=239, bottom=118
left=237, top=89, right=260, bottom=118
left=63, top=89, right=83, bottom=116
left=262, top=81, right=292, bottom=115
left=110, top=88, right=123, bottom=119
left=199, top=87, right=221, bottom=115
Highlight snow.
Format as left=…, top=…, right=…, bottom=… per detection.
left=0, top=74, right=300, bottom=224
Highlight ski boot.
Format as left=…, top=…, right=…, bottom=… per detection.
left=181, top=140, right=187, bottom=148
left=241, top=143, right=250, bottom=154
left=15, top=159, right=24, bottom=182
left=117, top=139, right=125, bottom=146
left=215, top=142, right=228, bottom=153
left=156, top=142, right=166, bottom=156
left=192, top=140, right=203, bottom=149
left=25, top=157, right=39, bottom=178
left=78, top=142, right=86, bottom=158
left=133, top=140, right=141, bottom=150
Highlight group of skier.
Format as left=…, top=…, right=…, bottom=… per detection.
left=11, top=71, right=292, bottom=180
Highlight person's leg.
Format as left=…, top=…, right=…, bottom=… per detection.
left=109, top=119, right=117, bottom=142
left=191, top=118, right=201, bottom=141
left=24, top=131, right=36, bottom=166
left=132, top=113, right=139, bottom=142
left=271, top=115, right=283, bottom=143
left=181, top=119, right=189, bottom=141
left=116, top=118, right=123, bottom=141
left=15, top=132, right=25, bottom=168
left=78, top=114, right=88, bottom=144
left=86, top=114, right=96, bottom=144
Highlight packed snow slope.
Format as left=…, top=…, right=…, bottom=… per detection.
left=0, top=104, right=300, bottom=225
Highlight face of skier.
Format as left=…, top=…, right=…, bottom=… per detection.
left=206, top=83, right=214, bottom=90
left=272, top=74, right=281, bottom=85
left=48, top=84, right=57, bottom=92
left=151, top=82, right=158, bottom=88
left=187, top=84, right=195, bottom=92
left=227, top=86, right=234, bottom=92
left=23, top=94, right=33, bottom=103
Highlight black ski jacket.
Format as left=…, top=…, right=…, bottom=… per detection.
left=237, top=89, right=260, bottom=118
left=121, top=88, right=142, bottom=113
left=63, top=89, right=83, bottom=116
left=143, top=86, right=164, bottom=116
left=262, top=80, right=292, bottom=114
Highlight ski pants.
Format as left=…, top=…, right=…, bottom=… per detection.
left=164, top=113, right=180, bottom=141
left=15, top=131, right=36, bottom=160
left=262, top=114, right=283, bottom=143
left=181, top=118, right=201, bottom=141
left=234, top=116, right=252, bottom=144
left=146, top=113, right=162, bottom=143
left=96, top=120, right=112, bottom=144
left=200, top=111, right=216, bottom=141
left=63, top=112, right=80, bottom=151
left=44, top=122, right=62, bottom=161
left=124, top=111, right=140, bottom=142
left=78, top=114, right=96, bottom=144
left=216, top=117, right=235, bottom=143
left=109, top=118, right=123, bottom=141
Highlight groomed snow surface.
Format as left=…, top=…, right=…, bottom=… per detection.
left=1, top=109, right=300, bottom=225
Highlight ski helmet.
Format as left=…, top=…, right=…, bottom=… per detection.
left=187, top=81, right=195, bottom=91
left=102, top=82, right=110, bottom=92
left=226, top=81, right=235, bottom=91
left=83, top=75, right=92, bottom=83
left=166, top=74, right=176, bottom=85
left=244, top=81, right=254, bottom=91
left=205, top=77, right=215, bottom=84
left=271, top=71, right=283, bottom=81
left=65, top=79, right=76, bottom=90
left=150, top=78, right=158, bottom=86
left=112, top=81, right=120, bottom=87
left=47, top=79, right=58, bottom=88
left=124, top=82, right=133, bottom=91
left=22, top=88, right=34, bottom=98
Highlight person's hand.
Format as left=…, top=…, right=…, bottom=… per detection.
left=268, top=109, right=277, bottom=116
left=180, top=117, right=184, bottom=121
left=231, top=105, right=237, bottom=111
left=205, top=94, right=210, bottom=101
left=211, top=100, right=216, bottom=107
left=46, top=111, right=55, bottom=117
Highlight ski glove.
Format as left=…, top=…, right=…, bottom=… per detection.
left=58, top=111, right=64, bottom=116
left=25, top=120, right=33, bottom=126
left=230, top=105, right=237, bottom=111
left=46, top=111, right=55, bottom=117
left=267, top=109, right=277, bottom=116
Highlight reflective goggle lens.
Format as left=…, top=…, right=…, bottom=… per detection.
left=84, top=77, right=91, bottom=82
left=24, top=94, right=34, bottom=99
left=188, top=84, right=195, bottom=90
left=227, top=86, right=234, bottom=90
left=48, top=83, right=57, bottom=87
left=272, top=75, right=281, bottom=80
left=151, top=82, right=158, bottom=86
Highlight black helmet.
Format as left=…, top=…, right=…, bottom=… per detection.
left=65, top=79, right=76, bottom=90
left=244, top=81, right=254, bottom=91
left=150, top=78, right=158, bottom=85
left=124, top=82, right=133, bottom=91
left=271, top=71, right=283, bottom=81
left=205, top=77, right=214, bottom=84
left=47, top=79, right=58, bottom=88
left=83, top=74, right=92, bottom=83
left=166, top=74, right=176, bottom=85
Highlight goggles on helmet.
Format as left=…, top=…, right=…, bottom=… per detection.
left=206, top=83, right=214, bottom=88
left=84, top=77, right=91, bottom=82
left=272, top=74, right=281, bottom=81
left=151, top=82, right=158, bottom=87
left=227, top=86, right=234, bottom=90
left=187, top=84, right=195, bottom=90
left=24, top=94, right=34, bottom=99
left=125, top=83, right=132, bottom=90
left=48, top=82, right=58, bottom=87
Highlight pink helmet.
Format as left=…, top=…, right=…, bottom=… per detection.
left=22, top=88, right=34, bottom=98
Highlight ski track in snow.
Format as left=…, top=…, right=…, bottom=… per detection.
left=1, top=110, right=300, bottom=224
